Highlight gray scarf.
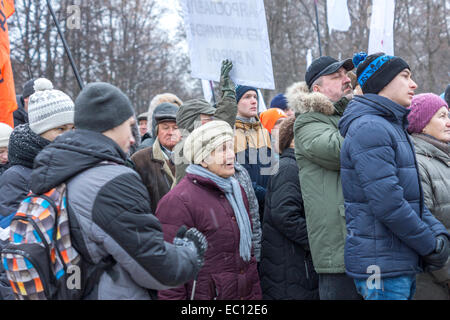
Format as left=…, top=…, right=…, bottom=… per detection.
left=186, top=164, right=252, bottom=261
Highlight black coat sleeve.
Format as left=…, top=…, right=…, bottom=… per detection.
left=91, top=172, right=199, bottom=289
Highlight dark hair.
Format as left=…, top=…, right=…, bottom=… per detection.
left=278, top=116, right=295, bottom=153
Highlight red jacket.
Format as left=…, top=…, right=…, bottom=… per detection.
left=156, top=173, right=262, bottom=300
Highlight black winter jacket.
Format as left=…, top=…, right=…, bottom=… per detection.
left=31, top=129, right=200, bottom=299
left=259, top=148, right=319, bottom=300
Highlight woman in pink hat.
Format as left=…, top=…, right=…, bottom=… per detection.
left=407, top=93, right=450, bottom=300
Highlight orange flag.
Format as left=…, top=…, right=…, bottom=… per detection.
left=0, top=0, right=16, bottom=127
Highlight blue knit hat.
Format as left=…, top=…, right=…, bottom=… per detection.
left=235, top=85, right=258, bottom=104
left=352, top=52, right=410, bottom=94
left=269, top=94, right=288, bottom=111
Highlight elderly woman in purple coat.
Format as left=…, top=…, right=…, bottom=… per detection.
left=156, top=120, right=262, bottom=300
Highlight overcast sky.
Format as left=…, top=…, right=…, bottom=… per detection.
left=158, top=0, right=183, bottom=38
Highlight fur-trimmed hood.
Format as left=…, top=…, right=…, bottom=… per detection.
left=285, top=81, right=335, bottom=116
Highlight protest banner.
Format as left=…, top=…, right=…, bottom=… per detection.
left=0, top=0, right=17, bottom=127
left=180, top=0, right=275, bottom=90
left=368, top=0, right=395, bottom=56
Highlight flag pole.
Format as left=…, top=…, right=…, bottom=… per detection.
left=46, top=0, right=84, bottom=90
left=209, top=80, right=216, bottom=105
left=314, top=0, right=323, bottom=56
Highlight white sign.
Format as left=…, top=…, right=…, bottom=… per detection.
left=327, top=0, right=351, bottom=33
left=368, top=0, right=395, bottom=56
left=180, top=0, right=275, bottom=90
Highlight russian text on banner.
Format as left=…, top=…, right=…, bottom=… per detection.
left=180, top=0, right=275, bottom=90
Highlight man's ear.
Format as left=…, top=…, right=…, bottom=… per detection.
left=200, top=160, right=208, bottom=169
left=312, top=84, right=321, bottom=93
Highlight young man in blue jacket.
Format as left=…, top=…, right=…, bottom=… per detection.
left=338, top=52, right=450, bottom=300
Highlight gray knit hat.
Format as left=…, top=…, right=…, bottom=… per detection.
left=28, top=78, right=75, bottom=135
left=75, top=82, right=135, bottom=132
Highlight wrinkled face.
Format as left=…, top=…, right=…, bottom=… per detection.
left=103, top=116, right=136, bottom=154
left=0, top=147, right=8, bottom=165
left=423, top=106, right=450, bottom=143
left=40, top=124, right=75, bottom=142
left=237, top=91, right=258, bottom=118
left=201, top=140, right=235, bottom=178
left=138, top=119, right=148, bottom=136
left=379, top=69, right=417, bottom=107
left=313, top=67, right=353, bottom=102
left=157, top=121, right=181, bottom=151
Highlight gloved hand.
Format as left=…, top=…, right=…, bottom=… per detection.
left=423, top=235, right=450, bottom=272
left=173, top=226, right=208, bottom=269
left=219, top=59, right=235, bottom=100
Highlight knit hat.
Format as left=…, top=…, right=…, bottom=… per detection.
left=305, top=56, right=354, bottom=89
left=22, top=78, right=36, bottom=99
left=353, top=52, right=410, bottom=94
left=236, top=85, right=258, bottom=104
left=183, top=120, right=234, bottom=164
left=407, top=93, right=448, bottom=134
left=259, top=108, right=287, bottom=133
left=152, top=102, right=178, bottom=137
left=28, top=78, right=75, bottom=135
left=0, top=123, right=13, bottom=148
left=74, top=82, right=135, bottom=132
left=269, top=94, right=288, bottom=111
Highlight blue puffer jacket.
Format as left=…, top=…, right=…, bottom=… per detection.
left=338, top=94, right=449, bottom=280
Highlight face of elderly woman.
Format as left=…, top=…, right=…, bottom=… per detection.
left=423, top=106, right=450, bottom=143
left=201, top=140, right=235, bottom=178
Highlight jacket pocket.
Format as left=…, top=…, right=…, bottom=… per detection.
left=210, top=274, right=223, bottom=300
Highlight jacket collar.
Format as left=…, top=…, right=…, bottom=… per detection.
left=412, top=133, right=450, bottom=165
left=355, top=94, right=410, bottom=127
left=152, top=138, right=176, bottom=187
left=280, top=148, right=295, bottom=160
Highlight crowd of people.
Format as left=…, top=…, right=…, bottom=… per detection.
left=0, top=52, right=449, bottom=300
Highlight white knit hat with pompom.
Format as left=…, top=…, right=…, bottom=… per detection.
left=0, top=123, right=13, bottom=148
left=28, top=78, right=75, bottom=135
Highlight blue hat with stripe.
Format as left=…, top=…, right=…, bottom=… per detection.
left=353, top=52, right=410, bottom=94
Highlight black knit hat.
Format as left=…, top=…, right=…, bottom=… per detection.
left=353, top=52, right=410, bottom=94
left=74, top=82, right=135, bottom=132
left=22, top=78, right=36, bottom=99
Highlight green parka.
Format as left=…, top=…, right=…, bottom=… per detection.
left=287, top=81, right=348, bottom=274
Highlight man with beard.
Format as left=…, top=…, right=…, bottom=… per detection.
left=286, top=56, right=361, bottom=299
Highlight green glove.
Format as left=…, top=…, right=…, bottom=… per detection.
left=219, top=59, right=235, bottom=99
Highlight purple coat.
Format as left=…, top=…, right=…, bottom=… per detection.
left=156, top=173, right=262, bottom=300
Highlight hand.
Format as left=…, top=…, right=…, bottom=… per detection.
left=174, top=226, right=208, bottom=269
left=423, top=235, right=449, bottom=271
left=219, top=59, right=235, bottom=99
